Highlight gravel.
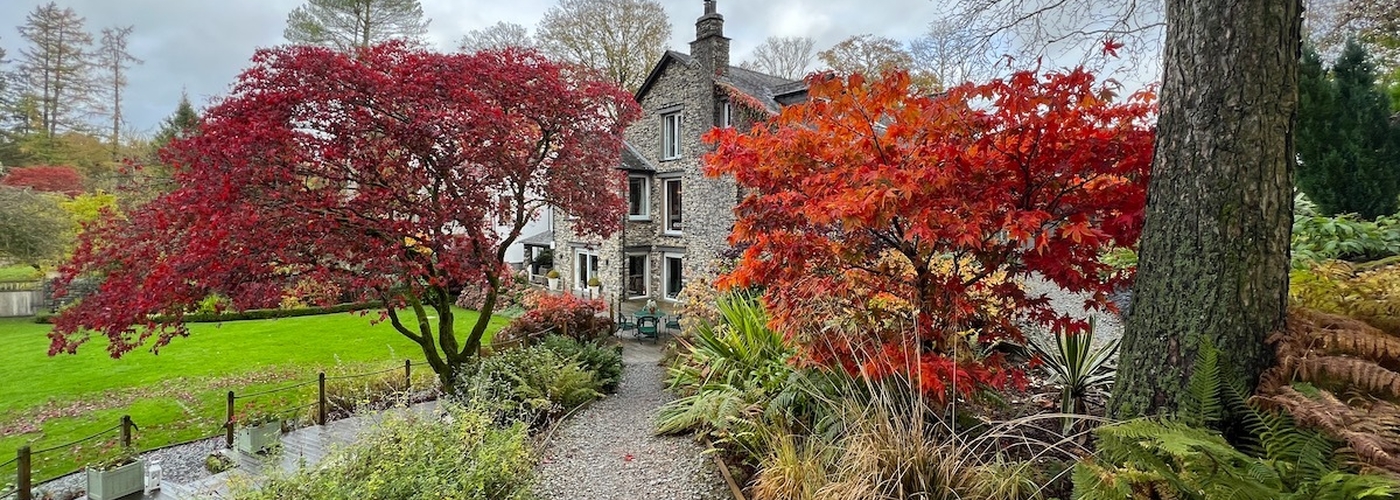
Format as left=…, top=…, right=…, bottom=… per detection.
left=533, top=340, right=731, bottom=500
left=1019, top=275, right=1126, bottom=347
left=21, top=436, right=224, bottom=500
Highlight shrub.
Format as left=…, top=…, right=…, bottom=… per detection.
left=540, top=335, right=623, bottom=392
left=658, top=294, right=803, bottom=460
left=454, top=344, right=603, bottom=427
left=1027, top=317, right=1119, bottom=431
left=1291, top=212, right=1400, bottom=266
left=234, top=404, right=534, bottom=500
left=496, top=291, right=613, bottom=346
left=34, top=301, right=382, bottom=324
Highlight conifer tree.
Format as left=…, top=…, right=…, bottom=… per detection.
left=283, top=0, right=430, bottom=52
left=1296, top=39, right=1400, bottom=219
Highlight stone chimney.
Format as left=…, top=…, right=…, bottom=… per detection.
left=690, top=0, right=730, bottom=77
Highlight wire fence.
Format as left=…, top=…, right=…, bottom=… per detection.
left=6, top=324, right=566, bottom=500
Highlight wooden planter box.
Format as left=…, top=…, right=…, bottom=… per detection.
left=235, top=420, right=282, bottom=454
left=86, top=460, right=144, bottom=500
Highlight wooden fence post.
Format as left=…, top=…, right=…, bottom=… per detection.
left=404, top=359, right=411, bottom=392
left=225, top=391, right=235, bottom=448
left=317, top=372, right=327, bottom=426
left=120, top=415, right=132, bottom=448
left=17, top=445, right=30, bottom=500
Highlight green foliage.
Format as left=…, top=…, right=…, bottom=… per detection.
left=204, top=452, right=234, bottom=474
left=1027, top=317, right=1118, bottom=429
left=0, top=186, right=71, bottom=267
left=453, top=343, right=604, bottom=427
left=1075, top=342, right=1399, bottom=500
left=235, top=404, right=534, bottom=500
left=540, top=335, right=623, bottom=392
left=657, top=293, right=801, bottom=461
left=1098, top=247, right=1138, bottom=272
left=1291, top=210, right=1400, bottom=266
left=1297, top=40, right=1400, bottom=219
left=0, top=264, right=42, bottom=282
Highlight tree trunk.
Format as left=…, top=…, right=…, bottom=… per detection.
left=1110, top=0, right=1300, bottom=417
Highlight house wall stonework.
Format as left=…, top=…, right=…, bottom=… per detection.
left=549, top=2, right=799, bottom=315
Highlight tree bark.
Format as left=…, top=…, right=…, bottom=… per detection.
left=1110, top=0, right=1300, bottom=417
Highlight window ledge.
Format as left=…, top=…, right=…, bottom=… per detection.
left=629, top=216, right=652, bottom=222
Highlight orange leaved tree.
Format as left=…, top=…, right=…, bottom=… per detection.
left=704, top=69, right=1155, bottom=401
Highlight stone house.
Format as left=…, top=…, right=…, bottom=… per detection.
left=544, top=0, right=808, bottom=312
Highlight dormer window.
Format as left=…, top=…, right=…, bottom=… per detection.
left=662, top=112, right=681, bottom=160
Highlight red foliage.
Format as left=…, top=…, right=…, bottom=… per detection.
left=51, top=44, right=639, bottom=360
left=1, top=166, right=84, bottom=196
left=704, top=68, right=1155, bottom=402
left=498, top=291, right=614, bottom=344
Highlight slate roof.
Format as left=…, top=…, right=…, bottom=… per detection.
left=620, top=142, right=656, bottom=171
left=717, top=65, right=804, bottom=113
left=519, top=229, right=554, bottom=247
left=635, top=51, right=808, bottom=114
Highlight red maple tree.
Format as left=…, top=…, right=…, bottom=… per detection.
left=704, top=69, right=1155, bottom=401
left=51, top=44, right=640, bottom=387
left=1, top=166, right=84, bottom=196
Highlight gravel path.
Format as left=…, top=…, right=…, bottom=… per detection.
left=1019, top=275, right=1126, bottom=347
left=534, top=340, right=730, bottom=500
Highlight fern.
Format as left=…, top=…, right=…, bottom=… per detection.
left=1182, top=341, right=1222, bottom=428
left=1075, top=340, right=1400, bottom=500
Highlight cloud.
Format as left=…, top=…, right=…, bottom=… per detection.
left=0, top=0, right=1149, bottom=133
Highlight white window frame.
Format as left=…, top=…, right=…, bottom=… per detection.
left=625, top=253, right=650, bottom=299
left=662, top=112, right=682, bottom=160
left=627, top=175, right=650, bottom=221
left=720, top=100, right=732, bottom=128
left=575, top=249, right=599, bottom=290
left=662, top=253, right=684, bottom=301
left=663, top=178, right=682, bottom=235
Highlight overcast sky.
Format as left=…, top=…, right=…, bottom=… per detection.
left=0, top=0, right=964, bottom=135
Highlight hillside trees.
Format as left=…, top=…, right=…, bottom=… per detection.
left=705, top=69, right=1155, bottom=399
left=50, top=45, right=640, bottom=388
left=1113, top=0, right=1301, bottom=417
left=818, top=34, right=940, bottom=91
left=740, top=36, right=816, bottom=80
left=17, top=2, right=96, bottom=145
left=283, top=0, right=430, bottom=51
left=95, top=26, right=141, bottom=160
left=458, top=21, right=534, bottom=52
left=535, top=0, right=671, bottom=93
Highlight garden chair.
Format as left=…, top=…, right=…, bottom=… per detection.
left=636, top=316, right=660, bottom=342
left=665, top=314, right=682, bottom=334
left=617, top=313, right=637, bottom=337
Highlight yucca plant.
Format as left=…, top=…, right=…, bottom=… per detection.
left=657, top=292, right=797, bottom=459
left=1028, top=317, right=1118, bottom=432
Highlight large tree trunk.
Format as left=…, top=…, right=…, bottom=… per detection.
left=1110, top=0, right=1300, bottom=417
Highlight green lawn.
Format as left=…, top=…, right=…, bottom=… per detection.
left=0, top=264, right=41, bottom=283
left=0, top=308, right=507, bottom=482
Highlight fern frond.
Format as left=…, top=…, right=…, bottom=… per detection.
left=1184, top=341, right=1223, bottom=428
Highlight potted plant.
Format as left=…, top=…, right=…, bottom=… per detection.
left=87, top=450, right=144, bottom=500
left=644, top=298, right=659, bottom=315
left=546, top=269, right=560, bottom=290
left=587, top=276, right=601, bottom=297
left=234, top=409, right=282, bottom=455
